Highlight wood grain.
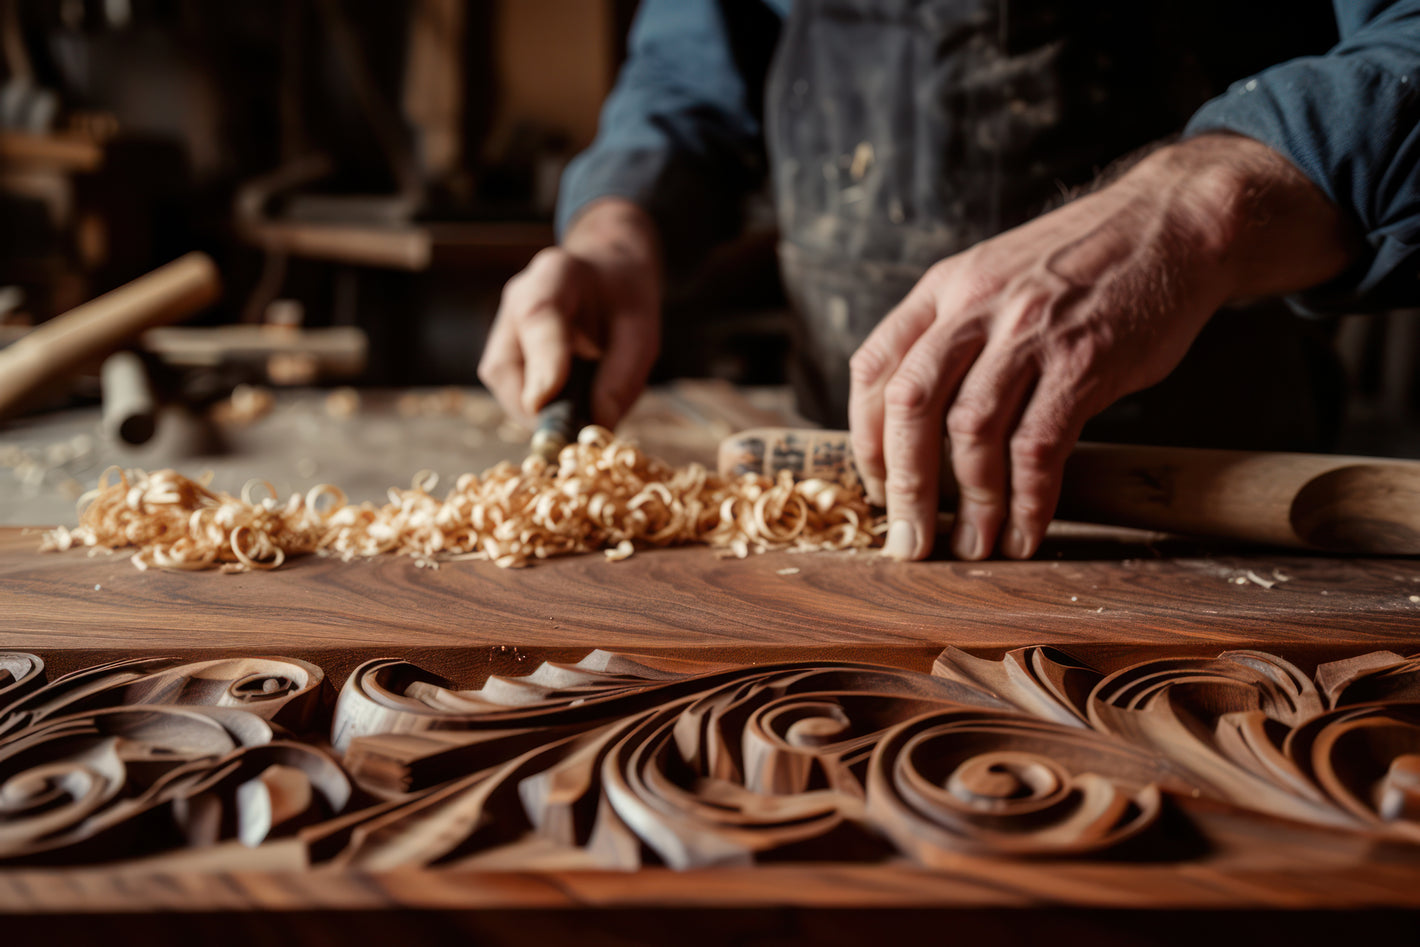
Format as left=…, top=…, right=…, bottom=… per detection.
left=8, top=526, right=1420, bottom=684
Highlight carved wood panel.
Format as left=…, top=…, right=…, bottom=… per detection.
left=3, top=646, right=1420, bottom=869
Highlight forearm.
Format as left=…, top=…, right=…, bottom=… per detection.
left=555, top=0, right=782, bottom=271
left=1119, top=134, right=1361, bottom=304
left=1182, top=0, right=1420, bottom=310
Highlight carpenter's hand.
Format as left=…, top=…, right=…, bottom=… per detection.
left=479, top=198, right=663, bottom=428
left=850, top=134, right=1357, bottom=561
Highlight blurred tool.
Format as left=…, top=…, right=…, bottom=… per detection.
left=99, top=350, right=156, bottom=445
left=719, top=427, right=1420, bottom=555
left=531, top=357, right=596, bottom=462
left=0, top=252, right=220, bottom=419
left=141, top=324, right=367, bottom=379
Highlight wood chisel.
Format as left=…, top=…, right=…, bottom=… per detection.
left=719, top=427, right=1420, bottom=555
left=530, top=357, right=597, bottom=462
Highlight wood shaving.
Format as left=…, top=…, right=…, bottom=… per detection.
left=211, top=384, right=275, bottom=425
left=42, top=426, right=884, bottom=573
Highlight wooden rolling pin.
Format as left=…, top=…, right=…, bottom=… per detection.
left=719, top=428, right=1420, bottom=555
left=0, top=252, right=220, bottom=419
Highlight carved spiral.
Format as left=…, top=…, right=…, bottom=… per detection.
left=0, top=706, right=254, bottom=863
left=866, top=711, right=1165, bottom=860
left=335, top=655, right=1017, bottom=867
left=0, top=655, right=323, bottom=735
left=0, top=664, right=346, bottom=865
left=11, top=646, right=1420, bottom=870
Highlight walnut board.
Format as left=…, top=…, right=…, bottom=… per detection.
left=7, top=525, right=1420, bottom=675
left=6, top=514, right=1420, bottom=945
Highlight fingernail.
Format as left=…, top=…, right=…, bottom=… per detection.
left=884, top=519, right=918, bottom=560
left=952, top=521, right=981, bottom=560
left=1002, top=526, right=1029, bottom=559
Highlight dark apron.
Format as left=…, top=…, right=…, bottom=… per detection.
left=765, top=0, right=1343, bottom=451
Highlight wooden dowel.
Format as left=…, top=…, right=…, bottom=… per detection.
left=0, top=252, right=220, bottom=419
left=720, top=428, right=1420, bottom=554
left=1057, top=443, right=1420, bottom=555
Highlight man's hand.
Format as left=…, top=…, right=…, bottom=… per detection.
left=849, top=134, right=1358, bottom=562
left=479, top=198, right=663, bottom=429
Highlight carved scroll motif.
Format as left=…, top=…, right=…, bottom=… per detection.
left=0, top=653, right=45, bottom=709
left=5, top=646, right=1420, bottom=869
left=0, top=656, right=345, bottom=866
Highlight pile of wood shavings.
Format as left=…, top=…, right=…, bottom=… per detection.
left=42, top=426, right=884, bottom=572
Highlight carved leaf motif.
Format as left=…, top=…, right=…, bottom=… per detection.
left=0, top=657, right=346, bottom=866
left=932, top=646, right=1101, bottom=726
left=333, top=653, right=1141, bottom=867
left=7, top=647, right=1420, bottom=870
left=0, top=653, right=45, bottom=713
left=1087, top=651, right=1370, bottom=830
left=0, top=656, right=325, bottom=737
left=1315, top=652, right=1420, bottom=708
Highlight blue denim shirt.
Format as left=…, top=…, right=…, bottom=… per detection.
left=1186, top=0, right=1420, bottom=311
left=558, top=0, right=1419, bottom=311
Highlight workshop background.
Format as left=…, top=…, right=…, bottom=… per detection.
left=0, top=0, right=1416, bottom=523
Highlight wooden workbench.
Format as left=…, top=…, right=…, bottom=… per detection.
left=3, top=387, right=1420, bottom=944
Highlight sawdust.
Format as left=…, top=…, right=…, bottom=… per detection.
left=41, top=426, right=884, bottom=573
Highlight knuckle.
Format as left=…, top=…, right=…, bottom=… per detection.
left=528, top=245, right=568, bottom=271
left=883, top=371, right=933, bottom=414
left=945, top=401, right=993, bottom=443
left=1009, top=432, right=1066, bottom=472
left=885, top=466, right=933, bottom=500
left=476, top=358, right=513, bottom=387
left=1010, top=496, right=1054, bottom=526
left=958, top=484, right=1004, bottom=508
left=848, top=345, right=889, bottom=387
left=942, top=257, right=1003, bottom=308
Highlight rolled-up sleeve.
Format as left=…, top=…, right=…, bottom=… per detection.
left=555, top=0, right=785, bottom=271
left=1184, top=0, right=1420, bottom=312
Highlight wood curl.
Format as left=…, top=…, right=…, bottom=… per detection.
left=42, top=427, right=883, bottom=572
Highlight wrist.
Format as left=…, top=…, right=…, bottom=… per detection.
left=1129, top=135, right=1359, bottom=303
left=563, top=198, right=664, bottom=279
